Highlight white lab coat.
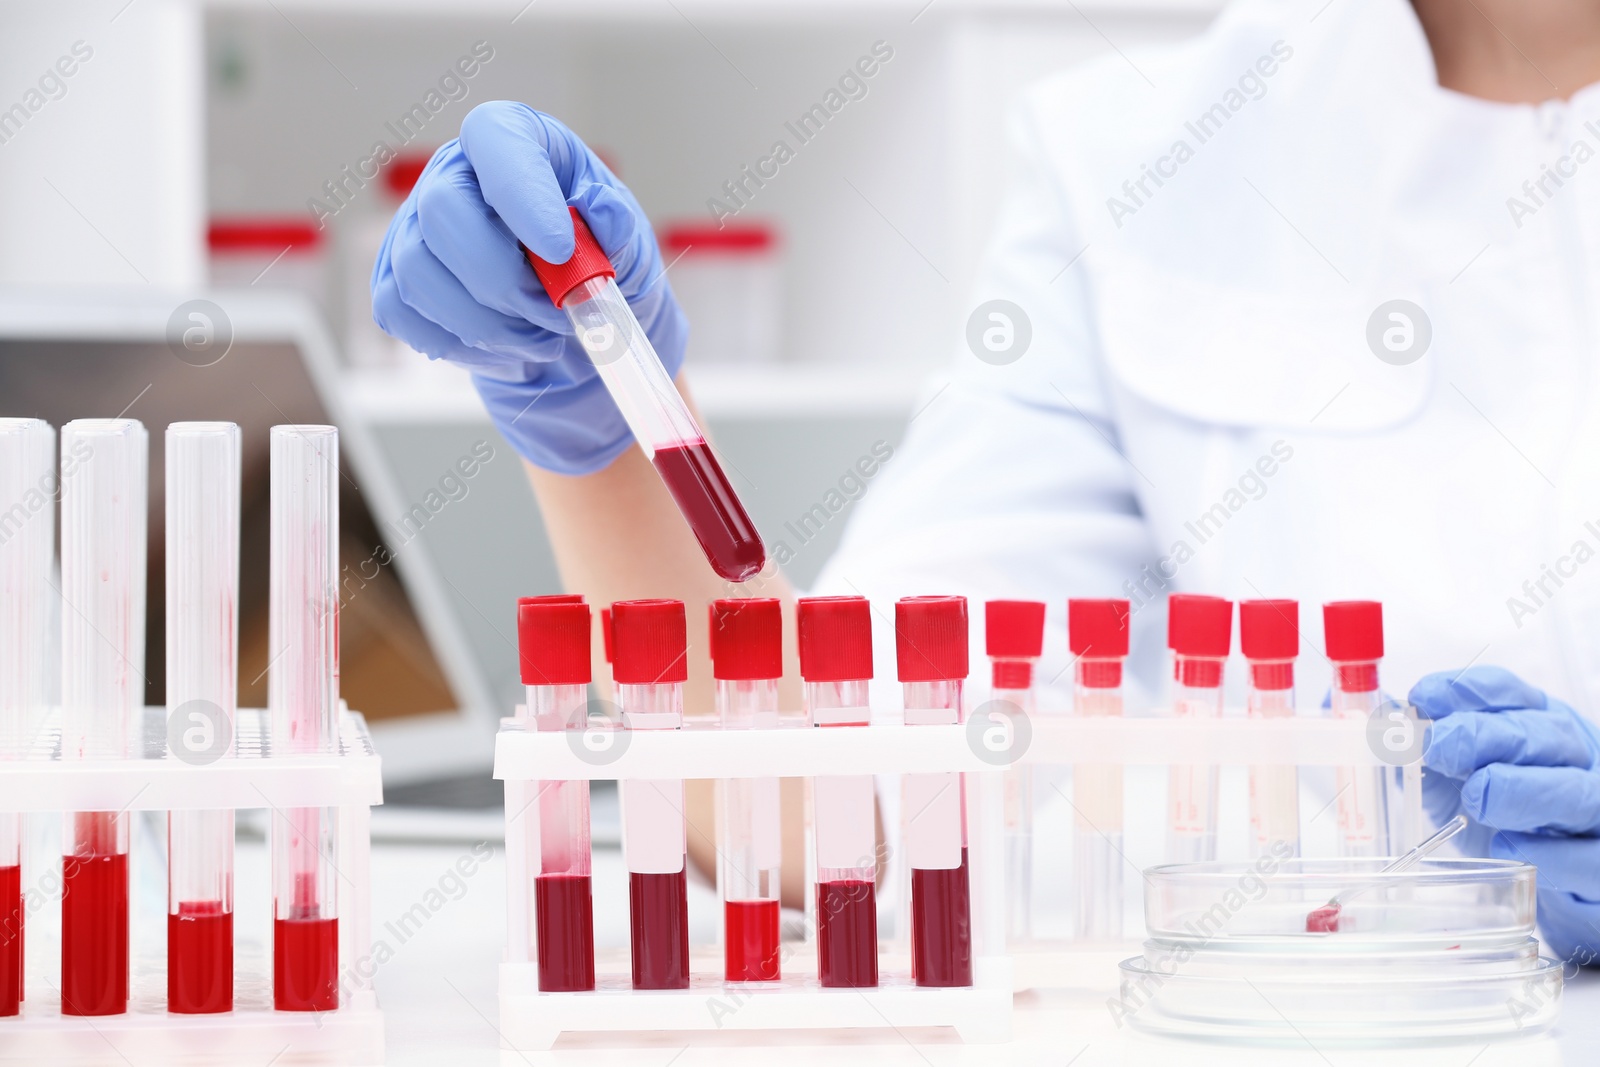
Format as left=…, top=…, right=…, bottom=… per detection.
left=816, top=0, right=1600, bottom=725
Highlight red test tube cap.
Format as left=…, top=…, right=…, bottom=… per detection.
left=985, top=600, right=1045, bottom=658
left=896, top=596, right=969, bottom=682
left=1240, top=600, right=1299, bottom=659
left=797, top=596, right=873, bottom=681
left=710, top=598, right=783, bottom=680
left=1324, top=600, right=1383, bottom=661
left=610, top=599, right=688, bottom=684
left=1168, top=594, right=1233, bottom=657
left=523, top=206, right=617, bottom=309
left=518, top=599, right=591, bottom=686
left=1069, top=598, right=1129, bottom=689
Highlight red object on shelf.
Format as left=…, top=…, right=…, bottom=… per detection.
left=723, top=899, right=781, bottom=982
left=816, top=879, right=878, bottom=987
left=168, top=903, right=233, bottom=1014
left=651, top=440, right=765, bottom=584
left=518, top=599, right=592, bottom=686
left=0, top=865, right=19, bottom=1016
left=797, top=596, right=873, bottom=682
left=628, top=870, right=689, bottom=989
left=895, top=596, right=969, bottom=682
left=535, top=873, right=596, bottom=992
left=1169, top=594, right=1232, bottom=688
left=1306, top=903, right=1342, bottom=933
left=985, top=599, right=1044, bottom=689
left=206, top=218, right=324, bottom=254
left=61, top=852, right=128, bottom=1016
left=910, top=847, right=972, bottom=988
left=1324, top=601, right=1384, bottom=691
left=383, top=152, right=434, bottom=199
left=710, top=598, right=782, bottom=681
left=274, top=917, right=338, bottom=1011
left=1069, top=598, right=1131, bottom=688
left=610, top=599, right=689, bottom=685
left=660, top=222, right=777, bottom=256
left=1241, top=599, right=1299, bottom=690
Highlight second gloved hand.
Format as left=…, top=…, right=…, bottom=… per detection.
left=370, top=101, right=687, bottom=475
left=1411, top=666, right=1600, bottom=964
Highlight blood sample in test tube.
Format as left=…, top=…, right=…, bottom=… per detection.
left=1166, top=594, right=1231, bottom=864
left=269, top=426, right=341, bottom=1012
left=59, top=419, right=146, bottom=1016
left=1241, top=599, right=1301, bottom=859
left=1068, top=598, right=1129, bottom=940
left=896, top=596, right=972, bottom=988
left=1324, top=601, right=1390, bottom=857
left=0, top=419, right=53, bottom=1016
left=517, top=596, right=596, bottom=992
left=524, top=209, right=765, bottom=583
left=611, top=599, right=691, bottom=990
left=984, top=600, right=1044, bottom=942
left=165, top=423, right=241, bottom=1014
left=799, top=596, right=878, bottom=988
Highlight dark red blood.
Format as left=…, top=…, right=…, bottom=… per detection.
left=817, top=879, right=878, bottom=988
left=724, top=899, right=781, bottom=982
left=535, top=873, right=596, bottom=992
left=1305, top=904, right=1342, bottom=933
left=911, top=847, right=973, bottom=988
left=169, top=903, right=233, bottom=1013
left=0, top=865, right=19, bottom=1015
left=61, top=852, right=128, bottom=1016
left=651, top=440, right=765, bottom=583
left=274, top=917, right=338, bottom=1011
left=629, top=870, right=689, bottom=990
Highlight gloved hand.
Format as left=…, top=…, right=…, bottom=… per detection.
left=370, top=101, right=687, bottom=475
left=1411, top=666, right=1600, bottom=965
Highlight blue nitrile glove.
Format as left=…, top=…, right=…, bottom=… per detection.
left=370, top=101, right=687, bottom=475
left=1411, top=666, right=1600, bottom=965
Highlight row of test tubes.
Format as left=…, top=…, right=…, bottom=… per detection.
left=997, top=593, right=1391, bottom=943
left=515, top=593, right=982, bottom=993
left=0, top=417, right=345, bottom=1017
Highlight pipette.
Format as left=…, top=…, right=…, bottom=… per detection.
left=710, top=598, right=783, bottom=983
left=1305, top=815, right=1469, bottom=933
left=524, top=209, right=765, bottom=583
left=1068, top=597, right=1129, bottom=941
left=800, top=596, right=878, bottom=989
left=1166, top=594, right=1231, bottom=864
left=1240, top=599, right=1300, bottom=858
left=1324, top=601, right=1390, bottom=857
left=984, top=599, right=1044, bottom=942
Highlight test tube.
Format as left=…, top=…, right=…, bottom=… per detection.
left=799, top=596, right=878, bottom=988
left=517, top=596, right=596, bottom=992
left=1068, top=598, right=1129, bottom=941
left=1166, top=594, right=1231, bottom=864
left=983, top=600, right=1044, bottom=942
left=1324, top=601, right=1389, bottom=857
left=523, top=209, right=765, bottom=583
left=1241, top=599, right=1301, bottom=858
left=611, top=599, right=690, bottom=990
left=59, top=419, right=147, bottom=1016
left=896, top=596, right=972, bottom=988
left=710, top=599, right=783, bottom=983
left=165, top=423, right=241, bottom=1014
left=268, top=425, right=340, bottom=1012
left=0, top=419, right=54, bottom=1016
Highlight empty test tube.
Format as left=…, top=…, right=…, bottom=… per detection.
left=611, top=599, right=691, bottom=990
left=896, top=596, right=972, bottom=988
left=1166, top=594, right=1231, bottom=864
left=516, top=596, right=596, bottom=993
left=0, top=419, right=54, bottom=1016
left=60, top=419, right=147, bottom=1017
left=1068, top=598, right=1129, bottom=940
left=165, top=423, right=241, bottom=1014
left=1240, top=599, right=1301, bottom=858
left=269, top=426, right=341, bottom=1012
left=710, top=599, right=783, bottom=983
left=1324, top=601, right=1390, bottom=857
left=983, top=600, right=1044, bottom=942
left=799, top=596, right=878, bottom=989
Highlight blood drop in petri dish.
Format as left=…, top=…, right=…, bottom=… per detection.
left=1305, top=904, right=1341, bottom=933
left=651, top=440, right=765, bottom=583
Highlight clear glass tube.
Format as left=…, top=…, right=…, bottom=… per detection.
left=903, top=679, right=971, bottom=988
left=1248, top=659, right=1300, bottom=858
left=165, top=423, right=240, bottom=1014
left=808, top=679, right=877, bottom=988
left=617, top=680, right=688, bottom=990
left=59, top=419, right=146, bottom=1017
left=563, top=275, right=764, bottom=583
left=717, top=678, right=781, bottom=983
left=1331, top=662, right=1389, bottom=857
left=1168, top=654, right=1223, bottom=864
left=0, top=418, right=53, bottom=1016
left=990, top=662, right=1035, bottom=942
left=527, top=683, right=594, bottom=992
left=268, top=425, right=340, bottom=1012
left=1074, top=659, right=1125, bottom=940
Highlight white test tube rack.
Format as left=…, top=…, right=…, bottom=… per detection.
left=0, top=703, right=383, bottom=1065
left=1008, top=709, right=1427, bottom=991
left=494, top=717, right=1014, bottom=1051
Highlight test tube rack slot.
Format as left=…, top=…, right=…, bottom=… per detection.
left=0, top=704, right=383, bottom=1066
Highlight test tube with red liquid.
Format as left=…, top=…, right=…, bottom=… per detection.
left=1241, top=599, right=1301, bottom=858
left=59, top=419, right=147, bottom=1016
left=517, top=596, right=596, bottom=992
left=524, top=208, right=765, bottom=584
left=1324, top=601, right=1390, bottom=857
left=798, top=596, right=878, bottom=989
left=1068, top=598, right=1129, bottom=940
left=709, top=599, right=783, bottom=983
left=611, top=599, right=690, bottom=989
left=165, top=423, right=241, bottom=1014
left=0, top=419, right=54, bottom=1016
left=896, top=596, right=972, bottom=988
left=1166, top=594, right=1230, bottom=864
left=269, top=426, right=340, bottom=1012
left=984, top=600, right=1043, bottom=942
